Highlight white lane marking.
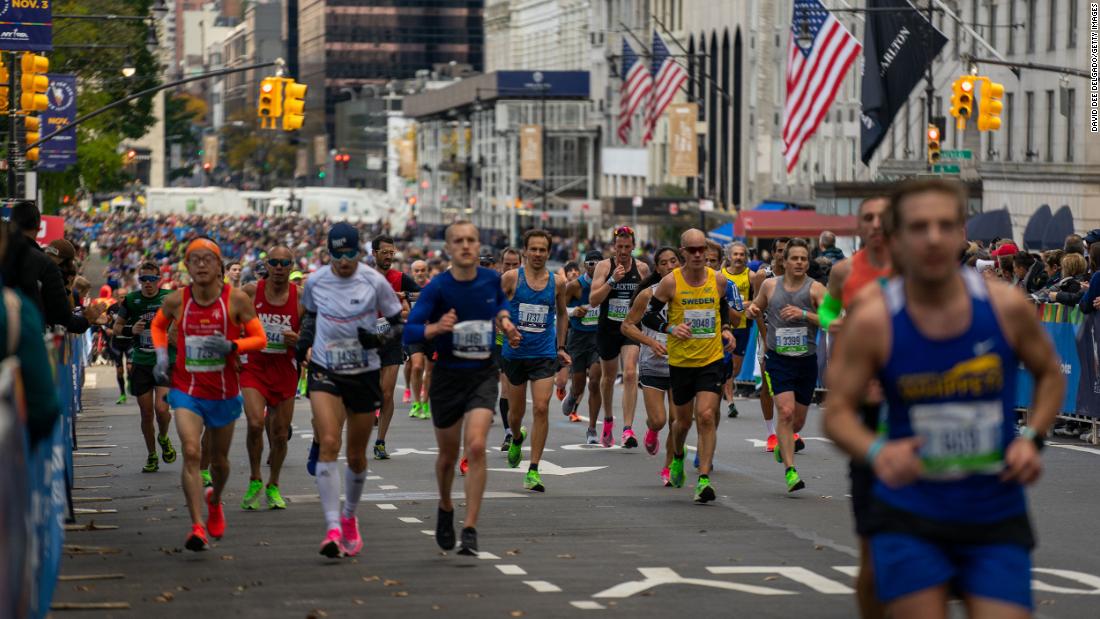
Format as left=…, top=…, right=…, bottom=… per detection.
left=497, top=565, right=527, bottom=576
left=524, top=580, right=562, bottom=593
left=1031, top=568, right=1100, bottom=594
left=367, top=475, right=382, bottom=480
left=377, top=503, right=398, bottom=510
left=832, top=566, right=859, bottom=578
left=379, top=484, right=399, bottom=490
left=477, top=552, right=500, bottom=560
left=706, top=566, right=854, bottom=594
left=1049, top=442, right=1100, bottom=455
left=283, top=490, right=525, bottom=504
left=85, top=373, right=97, bottom=388
left=571, top=601, right=606, bottom=610
left=398, top=517, right=422, bottom=524
left=593, top=567, right=795, bottom=598
left=560, top=443, right=623, bottom=451
left=421, top=530, right=433, bottom=536
left=488, top=460, right=606, bottom=476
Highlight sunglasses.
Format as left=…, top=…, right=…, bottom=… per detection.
left=267, top=258, right=293, bottom=267
left=614, top=226, right=635, bottom=238
left=585, top=260, right=598, bottom=267
left=480, top=257, right=496, bottom=265
left=682, top=246, right=706, bottom=255
left=331, top=250, right=360, bottom=262
left=139, top=275, right=160, bottom=283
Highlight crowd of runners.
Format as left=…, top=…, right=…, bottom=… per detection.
left=70, top=178, right=1064, bottom=619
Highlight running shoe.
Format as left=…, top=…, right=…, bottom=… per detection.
left=158, top=434, right=177, bottom=464
left=205, top=487, right=225, bottom=539
left=185, top=524, right=208, bottom=552
left=775, top=442, right=784, bottom=464
left=457, top=527, right=479, bottom=556
left=507, top=427, right=527, bottom=468
left=622, top=428, right=638, bottom=449
left=794, top=434, right=805, bottom=453
left=374, top=442, right=390, bottom=460
left=765, top=434, right=778, bottom=453
left=419, top=401, right=432, bottom=420
left=436, top=506, right=456, bottom=550
left=500, top=433, right=512, bottom=453
left=562, top=392, right=577, bottom=417
left=459, top=457, right=469, bottom=476
left=307, top=440, right=319, bottom=476
left=785, top=467, right=805, bottom=493
left=644, top=428, right=659, bottom=455
left=241, top=479, right=263, bottom=511
left=402, top=388, right=411, bottom=404
left=556, top=385, right=566, bottom=401
left=339, top=515, right=363, bottom=556
left=266, top=484, right=287, bottom=510
left=319, top=528, right=342, bottom=558
left=142, top=452, right=159, bottom=473
left=524, top=469, right=545, bottom=492
left=600, top=418, right=614, bottom=448
left=568, top=412, right=582, bottom=423
left=669, top=456, right=685, bottom=488
left=201, top=469, right=213, bottom=487
left=585, top=428, right=598, bottom=445
left=409, top=402, right=421, bottom=418
left=116, top=394, right=127, bottom=405
left=727, top=402, right=739, bottom=418
left=659, top=467, right=671, bottom=487
left=694, top=476, right=716, bottom=504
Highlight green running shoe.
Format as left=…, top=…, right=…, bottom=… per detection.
left=266, top=484, right=287, bottom=510
left=116, top=394, right=127, bottom=405
left=669, top=455, right=685, bottom=488
left=142, top=452, right=159, bottom=473
left=507, top=427, right=527, bottom=468
left=201, top=469, right=213, bottom=488
left=241, top=479, right=263, bottom=510
left=785, top=467, right=806, bottom=493
left=524, top=469, right=545, bottom=492
left=419, top=401, right=432, bottom=419
left=374, top=442, right=390, bottom=460
left=694, top=477, right=716, bottom=503
left=775, top=441, right=784, bottom=464
left=409, top=402, right=421, bottom=418
left=158, top=434, right=177, bottom=464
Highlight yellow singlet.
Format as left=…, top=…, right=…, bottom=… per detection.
left=721, top=266, right=751, bottom=329
left=667, top=267, right=724, bottom=368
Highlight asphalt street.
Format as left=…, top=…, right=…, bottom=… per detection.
left=55, top=365, right=1100, bottom=618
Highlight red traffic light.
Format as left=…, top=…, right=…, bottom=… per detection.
left=202, top=162, right=212, bottom=171
left=927, top=126, right=940, bottom=141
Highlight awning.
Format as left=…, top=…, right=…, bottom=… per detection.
left=1022, top=204, right=1052, bottom=250
left=753, top=201, right=791, bottom=211
left=1041, top=206, right=1075, bottom=250
left=708, top=222, right=735, bottom=243
left=734, top=211, right=858, bottom=238
left=965, top=209, right=1013, bottom=243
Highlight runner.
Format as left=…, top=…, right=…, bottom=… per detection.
left=554, top=262, right=581, bottom=401
left=745, top=238, right=825, bottom=493
left=295, top=223, right=403, bottom=558
left=588, top=226, right=649, bottom=448
left=824, top=179, right=1064, bottom=619
left=495, top=248, right=522, bottom=451
left=562, top=251, right=604, bottom=436
left=501, top=229, right=571, bottom=492
left=238, top=246, right=301, bottom=511
left=621, top=247, right=682, bottom=483
left=113, top=261, right=177, bottom=473
left=721, top=242, right=753, bottom=418
left=370, top=235, right=419, bottom=459
left=403, top=259, right=431, bottom=408
left=642, top=229, right=736, bottom=503
left=225, top=260, right=243, bottom=289
left=751, top=238, right=788, bottom=452
left=703, top=240, right=745, bottom=468
left=150, top=237, right=268, bottom=551
left=404, top=221, right=521, bottom=555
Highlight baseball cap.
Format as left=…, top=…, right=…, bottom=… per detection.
left=45, top=238, right=76, bottom=262
left=327, top=222, right=360, bottom=254
left=990, top=243, right=1019, bottom=257
left=478, top=248, right=496, bottom=264
left=289, top=271, right=303, bottom=281
left=584, top=250, right=603, bottom=262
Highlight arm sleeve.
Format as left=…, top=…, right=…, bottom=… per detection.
left=402, top=280, right=436, bottom=345
left=18, top=297, right=60, bottom=445
left=641, top=295, right=668, bottom=332
left=818, top=292, right=843, bottom=329
left=151, top=307, right=171, bottom=349
left=234, top=318, right=267, bottom=353
left=1080, top=272, right=1100, bottom=313
left=495, top=273, right=510, bottom=316
left=66, top=311, right=91, bottom=335
left=720, top=296, right=732, bottom=329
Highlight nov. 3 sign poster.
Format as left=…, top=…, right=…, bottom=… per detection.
left=0, top=0, right=53, bottom=52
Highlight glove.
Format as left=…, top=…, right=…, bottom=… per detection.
left=357, top=326, right=384, bottom=350
left=201, top=334, right=237, bottom=356
left=153, top=348, right=170, bottom=385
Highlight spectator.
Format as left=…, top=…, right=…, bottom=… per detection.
left=0, top=200, right=74, bottom=330
left=1043, top=250, right=1065, bottom=282
left=1040, top=253, right=1088, bottom=306
left=817, top=231, right=845, bottom=263
left=1081, top=244, right=1100, bottom=313
left=1064, top=234, right=1086, bottom=256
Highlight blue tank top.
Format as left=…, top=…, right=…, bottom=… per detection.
left=504, top=267, right=557, bottom=359
left=568, top=274, right=598, bottom=333
left=876, top=269, right=1024, bottom=524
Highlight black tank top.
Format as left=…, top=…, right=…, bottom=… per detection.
left=599, top=258, right=641, bottom=329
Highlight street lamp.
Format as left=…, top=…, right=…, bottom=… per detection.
left=121, top=53, right=136, bottom=78
left=151, top=0, right=169, bottom=19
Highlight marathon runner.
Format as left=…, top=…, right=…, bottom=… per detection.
left=643, top=229, right=736, bottom=503
left=370, top=235, right=419, bottom=459
left=501, top=230, right=571, bottom=492
left=721, top=242, right=753, bottom=418
left=824, top=179, right=1064, bottom=619
left=150, top=237, right=268, bottom=551
left=238, top=247, right=301, bottom=511
left=404, top=221, right=521, bottom=555
left=745, top=238, right=824, bottom=493
left=554, top=261, right=581, bottom=402
left=751, top=238, right=788, bottom=452
left=102, top=287, right=129, bottom=404
left=402, top=259, right=431, bottom=410
left=588, top=226, right=650, bottom=448
left=494, top=248, right=522, bottom=451
left=703, top=240, right=745, bottom=468
left=113, top=261, right=177, bottom=473
left=562, top=250, right=604, bottom=435
left=295, top=223, right=403, bottom=558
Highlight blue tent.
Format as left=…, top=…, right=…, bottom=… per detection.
left=708, top=222, right=735, bottom=243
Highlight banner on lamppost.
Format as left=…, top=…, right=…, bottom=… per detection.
left=668, top=103, right=698, bottom=177
left=37, top=74, right=76, bottom=172
left=0, top=1, right=52, bottom=52
left=519, top=124, right=543, bottom=181
left=397, top=138, right=416, bottom=179
left=202, top=134, right=219, bottom=170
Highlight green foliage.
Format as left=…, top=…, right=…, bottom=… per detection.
left=655, top=183, right=691, bottom=198
left=166, top=94, right=202, bottom=182
left=220, top=113, right=297, bottom=189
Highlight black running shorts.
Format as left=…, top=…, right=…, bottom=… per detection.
left=129, top=363, right=168, bottom=397
left=566, top=329, right=599, bottom=374
left=669, top=360, right=724, bottom=406
left=596, top=324, right=638, bottom=361
left=430, top=365, right=499, bottom=429
left=500, top=357, right=557, bottom=385
left=307, top=363, right=383, bottom=414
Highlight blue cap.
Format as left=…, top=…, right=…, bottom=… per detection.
left=327, top=222, right=360, bottom=253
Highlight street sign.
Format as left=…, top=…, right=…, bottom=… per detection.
left=669, top=203, right=679, bottom=215
left=632, top=196, right=643, bottom=208
left=932, top=164, right=961, bottom=174
left=0, top=2, right=52, bottom=51
left=939, top=149, right=972, bottom=160
left=699, top=199, right=715, bottom=212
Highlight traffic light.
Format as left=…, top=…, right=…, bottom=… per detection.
left=977, top=78, right=1005, bottom=132
left=281, top=79, right=307, bottom=132
left=0, top=58, right=8, bottom=113
left=257, top=77, right=283, bottom=129
left=335, top=153, right=350, bottom=168
left=19, top=52, right=48, bottom=114
left=926, top=123, right=942, bottom=165
left=949, top=76, right=976, bottom=130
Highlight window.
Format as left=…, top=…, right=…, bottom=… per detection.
left=1007, top=0, right=1016, bottom=54
left=989, top=3, right=997, bottom=49
left=1048, top=0, right=1057, bottom=50
left=1005, top=92, right=1014, bottom=160
left=971, top=1, right=979, bottom=55
left=1069, top=0, right=1077, bottom=47
left=1045, top=90, right=1054, bottom=161
left=1066, top=89, right=1075, bottom=161
left=1026, top=0, right=1036, bottom=52
left=1025, top=91, right=1034, bottom=158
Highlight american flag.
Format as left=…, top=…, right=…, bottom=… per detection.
left=618, top=39, right=653, bottom=144
left=644, top=31, right=687, bottom=145
left=782, top=0, right=862, bottom=173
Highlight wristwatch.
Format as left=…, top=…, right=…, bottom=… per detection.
left=1019, top=426, right=1045, bottom=451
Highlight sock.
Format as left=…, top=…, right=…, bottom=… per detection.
left=528, top=462, right=538, bottom=472
left=315, top=461, right=341, bottom=531
left=375, top=439, right=384, bottom=446
left=765, top=419, right=776, bottom=436
left=623, top=425, right=632, bottom=432
left=342, top=466, right=368, bottom=519
left=674, top=451, right=684, bottom=460
left=700, top=474, right=709, bottom=480
left=499, top=398, right=510, bottom=431
left=117, top=374, right=126, bottom=396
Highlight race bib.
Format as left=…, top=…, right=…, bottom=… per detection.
left=184, top=335, right=227, bottom=373
left=775, top=327, right=809, bottom=355
left=453, top=320, right=493, bottom=360
left=517, top=303, right=549, bottom=333
left=607, top=298, right=630, bottom=322
left=581, top=306, right=600, bottom=327
left=375, top=316, right=391, bottom=334
left=683, top=309, right=717, bottom=339
left=910, top=401, right=1004, bottom=479
left=137, top=312, right=156, bottom=351
left=328, top=337, right=366, bottom=374
left=262, top=322, right=287, bottom=354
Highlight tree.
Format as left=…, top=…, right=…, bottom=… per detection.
left=166, top=94, right=203, bottom=182
left=220, top=113, right=297, bottom=189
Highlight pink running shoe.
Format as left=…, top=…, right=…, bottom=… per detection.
left=600, top=418, right=614, bottom=448
left=339, top=515, right=363, bottom=556
left=622, top=428, right=638, bottom=449
left=319, top=528, right=342, bottom=558
left=644, top=428, right=659, bottom=455
left=402, top=388, right=411, bottom=404
left=659, top=467, right=671, bottom=487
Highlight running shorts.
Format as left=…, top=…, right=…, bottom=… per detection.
left=307, top=362, right=383, bottom=414
left=732, top=327, right=751, bottom=358
left=871, top=532, right=1032, bottom=610
left=240, top=356, right=299, bottom=405
left=404, top=338, right=435, bottom=358
left=763, top=352, right=818, bottom=406
left=168, top=389, right=243, bottom=429
left=379, top=337, right=404, bottom=368
left=430, top=365, right=499, bottom=429
left=566, top=329, right=599, bottom=374
left=596, top=326, right=638, bottom=361
left=129, top=363, right=168, bottom=397
left=500, top=357, right=557, bottom=385
left=669, top=360, right=724, bottom=406
left=639, top=373, right=670, bottom=391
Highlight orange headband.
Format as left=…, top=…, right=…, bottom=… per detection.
left=185, top=238, right=221, bottom=260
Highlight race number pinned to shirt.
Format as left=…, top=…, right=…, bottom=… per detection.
left=683, top=309, right=717, bottom=339
left=453, top=320, right=493, bottom=359
left=262, top=322, right=287, bottom=353
left=910, top=400, right=1004, bottom=480
left=517, top=303, right=550, bottom=333
left=607, top=298, right=630, bottom=322
left=775, top=327, right=809, bottom=355
left=581, top=305, right=600, bottom=327
left=375, top=316, right=391, bottom=334
left=137, top=312, right=156, bottom=351
left=328, top=338, right=367, bottom=374
left=184, top=335, right=228, bottom=373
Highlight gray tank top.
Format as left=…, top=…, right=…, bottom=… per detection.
left=764, top=276, right=818, bottom=357
left=638, top=284, right=669, bottom=378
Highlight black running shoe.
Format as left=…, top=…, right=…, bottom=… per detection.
left=794, top=436, right=806, bottom=453
left=457, top=527, right=478, bottom=556
left=727, top=402, right=739, bottom=418
left=436, top=507, right=456, bottom=551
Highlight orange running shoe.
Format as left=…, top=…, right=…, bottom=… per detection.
left=765, top=434, right=778, bottom=453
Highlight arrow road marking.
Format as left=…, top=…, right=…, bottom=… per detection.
left=489, top=460, right=606, bottom=476
left=592, top=567, right=795, bottom=598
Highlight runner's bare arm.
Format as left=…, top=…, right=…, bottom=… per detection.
left=640, top=273, right=675, bottom=332
left=622, top=288, right=661, bottom=351
left=241, top=282, right=258, bottom=300
left=555, top=273, right=570, bottom=355
left=229, top=289, right=266, bottom=354
left=745, top=278, right=774, bottom=319
left=500, top=269, right=518, bottom=300
left=800, top=281, right=828, bottom=327
left=587, top=260, right=614, bottom=306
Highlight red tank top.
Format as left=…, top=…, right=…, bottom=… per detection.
left=173, top=284, right=240, bottom=399
left=841, top=249, right=893, bottom=308
left=247, top=279, right=300, bottom=363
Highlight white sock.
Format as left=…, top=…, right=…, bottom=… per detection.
left=342, top=466, right=368, bottom=519
left=315, top=461, right=341, bottom=531
left=765, top=419, right=776, bottom=436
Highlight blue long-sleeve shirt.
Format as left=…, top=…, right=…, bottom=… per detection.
left=1079, top=271, right=1100, bottom=313
left=403, top=267, right=509, bottom=369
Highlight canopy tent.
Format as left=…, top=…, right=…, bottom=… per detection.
left=753, top=201, right=792, bottom=211
left=1041, top=206, right=1075, bottom=250
left=707, top=222, right=737, bottom=243
left=734, top=211, right=858, bottom=238
left=1022, top=205, right=1052, bottom=250
left=965, top=209, right=1013, bottom=243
